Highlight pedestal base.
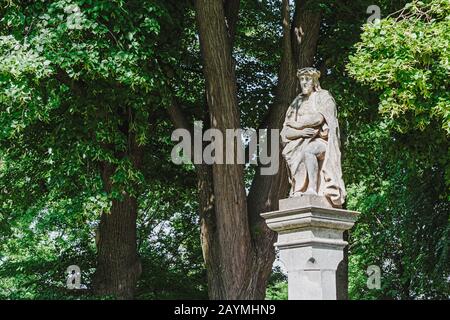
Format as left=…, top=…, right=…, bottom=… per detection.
left=261, top=196, right=358, bottom=300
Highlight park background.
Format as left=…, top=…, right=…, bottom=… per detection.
left=0, top=0, right=448, bottom=299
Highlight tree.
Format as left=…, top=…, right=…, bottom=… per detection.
left=348, top=0, right=450, bottom=136
left=345, top=0, right=450, bottom=299
left=0, top=0, right=191, bottom=299
left=1, top=0, right=448, bottom=301
left=166, top=0, right=322, bottom=299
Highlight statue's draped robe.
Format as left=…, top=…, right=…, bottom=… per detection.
left=280, top=90, right=346, bottom=206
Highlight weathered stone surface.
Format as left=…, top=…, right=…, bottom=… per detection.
left=280, top=67, right=346, bottom=207
left=261, top=196, right=358, bottom=300
left=279, top=194, right=334, bottom=210
left=261, top=67, right=358, bottom=300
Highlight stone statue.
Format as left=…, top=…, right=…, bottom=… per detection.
left=280, top=67, right=346, bottom=207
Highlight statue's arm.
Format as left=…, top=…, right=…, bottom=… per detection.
left=281, top=127, right=316, bottom=141
left=286, top=113, right=324, bottom=129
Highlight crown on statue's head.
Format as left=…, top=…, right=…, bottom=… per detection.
left=297, top=67, right=321, bottom=79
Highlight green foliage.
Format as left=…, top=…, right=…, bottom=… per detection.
left=317, top=0, right=449, bottom=299
left=343, top=0, right=450, bottom=299
left=348, top=0, right=450, bottom=135
left=0, top=0, right=206, bottom=299
left=136, top=184, right=207, bottom=300
left=265, top=266, right=288, bottom=300
left=0, top=0, right=171, bottom=201
left=0, top=0, right=448, bottom=300
left=346, top=122, right=449, bottom=299
left=0, top=192, right=98, bottom=299
left=236, top=0, right=282, bottom=129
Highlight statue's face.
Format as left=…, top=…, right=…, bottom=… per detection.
left=299, top=75, right=314, bottom=96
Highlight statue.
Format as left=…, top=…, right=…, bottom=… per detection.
left=280, top=67, right=346, bottom=207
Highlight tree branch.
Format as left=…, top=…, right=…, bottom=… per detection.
left=247, top=0, right=322, bottom=242
left=167, top=98, right=190, bottom=131
left=224, top=0, right=240, bottom=46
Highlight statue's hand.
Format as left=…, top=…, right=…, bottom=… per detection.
left=300, top=128, right=316, bottom=138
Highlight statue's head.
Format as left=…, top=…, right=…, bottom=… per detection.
left=297, top=67, right=321, bottom=96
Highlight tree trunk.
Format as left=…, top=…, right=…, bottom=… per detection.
left=190, top=0, right=321, bottom=299
left=92, top=162, right=142, bottom=299
left=197, top=163, right=224, bottom=298
left=195, top=0, right=253, bottom=299
left=245, top=0, right=321, bottom=298
left=92, top=107, right=143, bottom=299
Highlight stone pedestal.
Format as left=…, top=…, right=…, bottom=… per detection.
left=261, top=195, right=358, bottom=300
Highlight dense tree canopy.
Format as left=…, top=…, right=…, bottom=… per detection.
left=0, top=0, right=448, bottom=300
left=346, top=0, right=449, bottom=299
